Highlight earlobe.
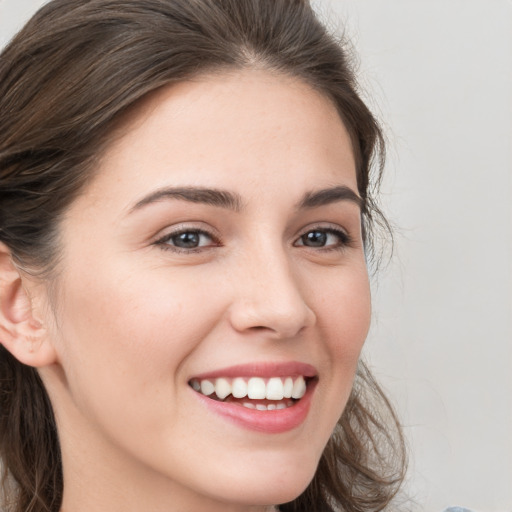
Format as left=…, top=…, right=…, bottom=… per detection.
left=0, top=243, right=57, bottom=368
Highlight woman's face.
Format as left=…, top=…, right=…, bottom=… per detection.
left=41, top=70, right=371, bottom=511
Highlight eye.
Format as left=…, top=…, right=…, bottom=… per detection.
left=155, top=229, right=217, bottom=252
left=295, top=227, right=351, bottom=249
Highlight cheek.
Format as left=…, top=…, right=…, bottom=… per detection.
left=311, top=263, right=371, bottom=430
left=314, top=263, right=371, bottom=361
left=53, top=260, right=224, bottom=413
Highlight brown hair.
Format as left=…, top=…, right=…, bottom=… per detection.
left=0, top=1, right=405, bottom=511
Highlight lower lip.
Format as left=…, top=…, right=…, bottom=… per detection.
left=193, top=380, right=317, bottom=434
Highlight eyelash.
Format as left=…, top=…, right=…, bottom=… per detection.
left=154, top=228, right=219, bottom=253
left=294, top=227, right=353, bottom=250
left=154, top=226, right=353, bottom=254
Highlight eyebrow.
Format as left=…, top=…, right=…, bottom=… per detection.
left=129, top=186, right=244, bottom=213
left=128, top=184, right=362, bottom=214
left=297, top=185, right=363, bottom=210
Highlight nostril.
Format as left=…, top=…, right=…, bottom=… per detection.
left=227, top=288, right=316, bottom=338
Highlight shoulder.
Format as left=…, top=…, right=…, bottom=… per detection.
left=442, top=508, right=476, bottom=512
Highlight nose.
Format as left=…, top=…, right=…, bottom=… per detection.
left=227, top=249, right=316, bottom=339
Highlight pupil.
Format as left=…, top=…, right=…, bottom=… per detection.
left=304, top=231, right=326, bottom=247
left=174, top=232, right=200, bottom=248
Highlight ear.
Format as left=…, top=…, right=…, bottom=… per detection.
left=0, top=242, right=58, bottom=367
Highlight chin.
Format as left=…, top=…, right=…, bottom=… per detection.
left=256, top=476, right=313, bottom=507
left=201, top=451, right=319, bottom=508
left=217, top=479, right=313, bottom=509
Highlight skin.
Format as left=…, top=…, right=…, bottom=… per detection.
left=3, top=69, right=371, bottom=511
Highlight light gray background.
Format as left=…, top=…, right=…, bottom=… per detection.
left=1, top=1, right=511, bottom=511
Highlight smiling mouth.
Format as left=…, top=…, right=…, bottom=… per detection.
left=188, top=376, right=315, bottom=411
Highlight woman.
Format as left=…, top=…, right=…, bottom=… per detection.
left=0, top=1, right=406, bottom=511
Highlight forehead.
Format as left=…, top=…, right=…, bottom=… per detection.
left=77, top=69, right=357, bottom=214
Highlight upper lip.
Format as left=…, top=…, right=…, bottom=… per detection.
left=190, top=361, right=317, bottom=381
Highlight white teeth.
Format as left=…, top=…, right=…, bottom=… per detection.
left=232, top=377, right=248, bottom=398
left=243, top=400, right=294, bottom=411
left=215, top=378, right=231, bottom=400
left=247, top=377, right=266, bottom=399
left=291, top=376, right=306, bottom=399
left=283, top=377, right=293, bottom=398
left=200, top=379, right=215, bottom=396
left=191, top=375, right=310, bottom=401
left=266, top=377, right=284, bottom=400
